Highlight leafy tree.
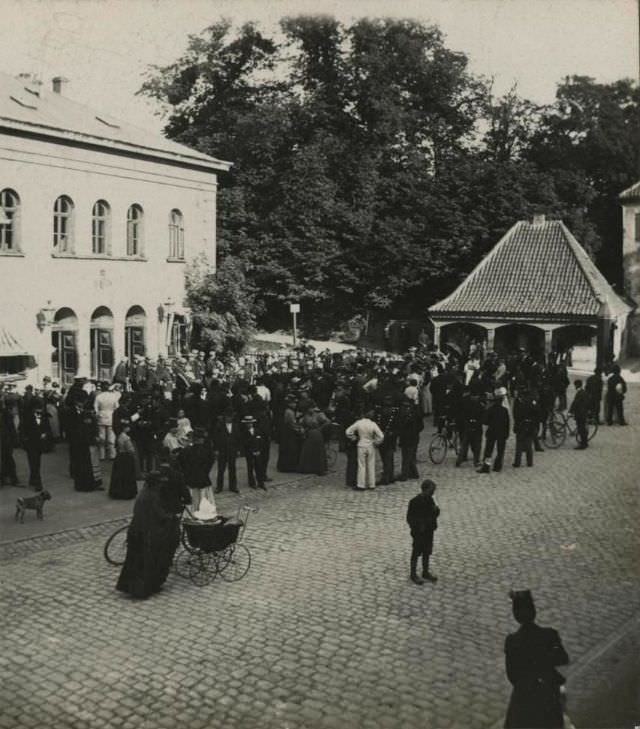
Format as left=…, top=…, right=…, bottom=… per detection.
left=185, top=255, right=259, bottom=353
left=141, top=19, right=637, bottom=337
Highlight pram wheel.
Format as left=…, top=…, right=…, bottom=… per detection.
left=188, top=552, right=217, bottom=586
left=173, top=547, right=192, bottom=578
left=219, top=543, right=251, bottom=582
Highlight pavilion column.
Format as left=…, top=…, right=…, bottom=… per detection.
left=486, top=327, right=496, bottom=352
left=544, top=329, right=553, bottom=355
left=433, top=323, right=441, bottom=349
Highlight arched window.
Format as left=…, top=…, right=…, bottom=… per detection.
left=635, top=212, right=640, bottom=243
left=53, top=195, right=74, bottom=253
left=126, top=204, right=144, bottom=256
left=92, top=200, right=110, bottom=255
left=168, top=209, right=184, bottom=260
left=0, top=188, right=20, bottom=252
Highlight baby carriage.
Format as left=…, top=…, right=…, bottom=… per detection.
left=174, top=504, right=256, bottom=586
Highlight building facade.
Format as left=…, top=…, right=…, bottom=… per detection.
left=428, top=216, right=631, bottom=369
left=0, top=73, right=230, bottom=385
left=620, top=181, right=640, bottom=356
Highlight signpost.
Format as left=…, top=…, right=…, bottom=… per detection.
left=289, top=303, right=300, bottom=347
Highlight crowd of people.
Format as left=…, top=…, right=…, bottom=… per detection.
left=0, top=341, right=630, bottom=499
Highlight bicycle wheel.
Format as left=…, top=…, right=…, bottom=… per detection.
left=219, top=543, right=251, bottom=582
left=451, top=432, right=459, bottom=455
left=429, top=434, right=448, bottom=464
left=104, top=524, right=128, bottom=566
left=587, top=417, right=598, bottom=441
left=542, top=416, right=566, bottom=449
left=188, top=552, right=216, bottom=586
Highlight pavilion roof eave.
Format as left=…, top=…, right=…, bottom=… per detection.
left=428, top=311, right=599, bottom=324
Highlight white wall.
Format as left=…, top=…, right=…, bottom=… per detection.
left=0, top=133, right=219, bottom=383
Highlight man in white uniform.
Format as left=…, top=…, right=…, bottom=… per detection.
left=345, top=408, right=384, bottom=490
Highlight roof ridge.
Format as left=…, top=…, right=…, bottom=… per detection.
left=430, top=221, right=524, bottom=312
left=557, top=221, right=601, bottom=304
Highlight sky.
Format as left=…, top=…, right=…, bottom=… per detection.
left=1, top=0, right=638, bottom=133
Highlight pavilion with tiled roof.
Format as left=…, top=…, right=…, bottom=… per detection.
left=428, top=215, right=631, bottom=367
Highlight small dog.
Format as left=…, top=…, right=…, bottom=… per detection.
left=15, top=490, right=52, bottom=523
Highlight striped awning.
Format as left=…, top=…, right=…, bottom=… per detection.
left=0, top=326, right=31, bottom=357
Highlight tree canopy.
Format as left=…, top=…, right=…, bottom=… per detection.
left=141, top=17, right=639, bottom=335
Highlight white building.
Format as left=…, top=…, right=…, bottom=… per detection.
left=0, top=73, right=230, bottom=386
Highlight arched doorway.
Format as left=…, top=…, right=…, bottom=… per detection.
left=552, top=324, right=597, bottom=369
left=440, top=322, right=488, bottom=357
left=51, top=308, right=78, bottom=386
left=495, top=324, right=545, bottom=358
left=125, top=305, right=146, bottom=359
left=90, top=306, right=114, bottom=381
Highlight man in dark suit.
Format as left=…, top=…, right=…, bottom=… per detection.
left=569, top=380, right=589, bottom=449
left=512, top=389, right=538, bottom=467
left=212, top=410, right=240, bottom=493
left=21, top=400, right=52, bottom=489
left=240, top=415, right=267, bottom=490
left=479, top=388, right=510, bottom=473
left=406, top=479, right=440, bottom=585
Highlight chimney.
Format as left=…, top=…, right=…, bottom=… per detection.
left=52, top=76, right=69, bottom=94
left=532, top=213, right=546, bottom=226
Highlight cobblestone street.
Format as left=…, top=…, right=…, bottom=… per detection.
left=0, top=390, right=638, bottom=729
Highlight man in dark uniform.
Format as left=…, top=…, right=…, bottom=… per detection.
left=455, top=389, right=484, bottom=468
left=240, top=415, right=267, bottom=490
left=406, top=479, right=440, bottom=585
left=569, top=380, right=589, bottom=449
left=374, top=395, right=399, bottom=485
left=512, top=389, right=537, bottom=467
left=605, top=364, right=627, bottom=425
left=479, top=388, right=510, bottom=473
left=396, top=399, right=423, bottom=481
left=585, top=367, right=603, bottom=424
left=212, top=410, right=240, bottom=492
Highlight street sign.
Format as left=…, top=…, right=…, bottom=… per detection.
left=289, top=303, right=300, bottom=313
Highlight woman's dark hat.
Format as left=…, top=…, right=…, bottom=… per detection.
left=241, top=415, right=256, bottom=424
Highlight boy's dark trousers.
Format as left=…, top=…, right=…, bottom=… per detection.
left=513, top=433, right=533, bottom=466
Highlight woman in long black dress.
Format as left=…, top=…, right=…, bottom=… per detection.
left=116, top=472, right=179, bottom=599
left=297, top=403, right=330, bottom=476
left=277, top=396, right=302, bottom=472
left=109, top=420, right=138, bottom=499
left=71, top=402, right=103, bottom=491
left=504, top=590, right=569, bottom=728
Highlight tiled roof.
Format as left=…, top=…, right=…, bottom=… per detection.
left=0, top=72, right=231, bottom=172
left=620, top=181, right=640, bottom=202
left=429, top=219, right=631, bottom=321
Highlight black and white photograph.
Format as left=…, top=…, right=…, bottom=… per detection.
left=0, top=0, right=638, bottom=727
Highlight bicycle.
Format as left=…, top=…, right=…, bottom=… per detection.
left=426, top=419, right=459, bottom=465
left=542, top=410, right=598, bottom=449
